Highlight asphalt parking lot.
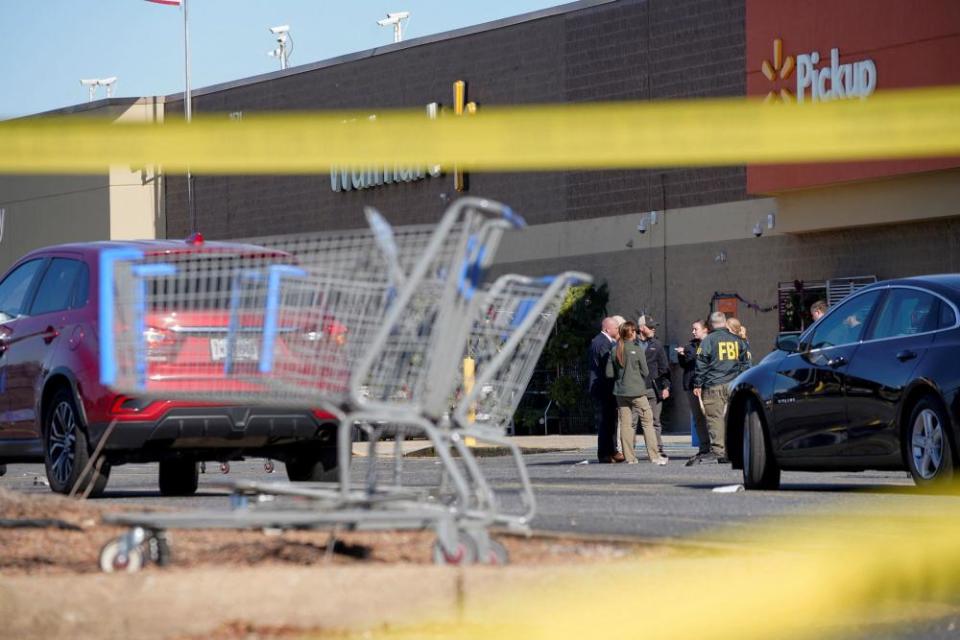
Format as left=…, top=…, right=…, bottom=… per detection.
left=4, top=442, right=960, bottom=640
left=1, top=440, right=946, bottom=544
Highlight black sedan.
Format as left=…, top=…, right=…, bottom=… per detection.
left=725, top=275, right=960, bottom=490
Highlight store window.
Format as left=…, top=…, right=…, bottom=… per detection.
left=778, top=280, right=826, bottom=332
left=778, top=276, right=877, bottom=332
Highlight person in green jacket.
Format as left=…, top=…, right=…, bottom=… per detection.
left=606, top=321, right=668, bottom=465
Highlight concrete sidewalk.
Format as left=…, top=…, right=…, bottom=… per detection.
left=352, top=433, right=695, bottom=457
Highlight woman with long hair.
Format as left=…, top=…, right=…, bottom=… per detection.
left=605, top=321, right=668, bottom=465
left=726, top=317, right=752, bottom=364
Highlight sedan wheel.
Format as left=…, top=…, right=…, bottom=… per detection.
left=742, top=400, right=780, bottom=490
left=907, top=398, right=954, bottom=489
left=912, top=409, right=944, bottom=480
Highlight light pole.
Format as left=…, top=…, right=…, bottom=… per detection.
left=377, top=12, right=410, bottom=43
left=267, top=25, right=292, bottom=70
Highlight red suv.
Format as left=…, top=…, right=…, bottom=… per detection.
left=0, top=238, right=339, bottom=497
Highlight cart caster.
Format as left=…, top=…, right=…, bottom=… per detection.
left=220, top=462, right=230, bottom=474
left=264, top=460, right=275, bottom=474
left=432, top=532, right=477, bottom=566
left=99, top=538, right=145, bottom=573
left=487, top=540, right=510, bottom=567
left=461, top=530, right=509, bottom=566
left=147, top=533, right=172, bottom=567
left=483, top=539, right=509, bottom=566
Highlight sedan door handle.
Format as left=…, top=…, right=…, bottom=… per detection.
left=896, top=350, right=917, bottom=362
left=42, top=326, right=59, bottom=344
left=826, top=356, right=847, bottom=368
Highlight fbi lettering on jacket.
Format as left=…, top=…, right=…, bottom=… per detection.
left=717, top=341, right=740, bottom=361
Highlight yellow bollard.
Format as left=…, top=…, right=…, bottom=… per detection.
left=463, top=356, right=477, bottom=446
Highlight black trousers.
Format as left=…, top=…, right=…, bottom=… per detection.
left=593, top=392, right=618, bottom=461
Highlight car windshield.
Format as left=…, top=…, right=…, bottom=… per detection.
left=146, top=253, right=301, bottom=311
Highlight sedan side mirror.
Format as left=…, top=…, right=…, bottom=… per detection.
left=775, top=333, right=800, bottom=354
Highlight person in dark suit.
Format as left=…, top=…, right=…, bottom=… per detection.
left=588, top=317, right=621, bottom=463
left=676, top=319, right=709, bottom=457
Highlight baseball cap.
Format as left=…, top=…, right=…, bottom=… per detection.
left=638, top=314, right=659, bottom=328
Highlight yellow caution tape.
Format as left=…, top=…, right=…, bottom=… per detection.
left=358, top=505, right=960, bottom=640
left=1, top=85, right=959, bottom=174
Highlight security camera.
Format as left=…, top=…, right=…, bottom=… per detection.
left=637, top=219, right=648, bottom=234
left=378, top=11, right=410, bottom=26
left=269, top=25, right=290, bottom=35
left=80, top=79, right=99, bottom=86
left=101, top=77, right=117, bottom=86
left=752, top=222, right=763, bottom=237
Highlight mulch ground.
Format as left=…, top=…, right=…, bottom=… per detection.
left=0, top=487, right=652, bottom=576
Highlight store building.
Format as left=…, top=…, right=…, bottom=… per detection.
left=4, top=0, right=958, bottom=432
left=156, top=0, right=960, bottom=431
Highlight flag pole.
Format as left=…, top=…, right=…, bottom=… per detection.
left=182, top=0, right=195, bottom=233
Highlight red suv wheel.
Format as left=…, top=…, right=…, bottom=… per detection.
left=43, top=387, right=110, bottom=497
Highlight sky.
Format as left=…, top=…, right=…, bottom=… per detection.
left=0, top=0, right=567, bottom=120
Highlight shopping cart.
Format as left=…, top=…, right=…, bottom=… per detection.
left=444, top=272, right=592, bottom=536
left=95, top=197, right=531, bottom=569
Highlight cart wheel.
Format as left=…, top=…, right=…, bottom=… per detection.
left=484, top=539, right=509, bottom=566
left=148, top=534, right=172, bottom=567
left=99, top=539, right=145, bottom=573
left=432, top=533, right=477, bottom=566
left=219, top=462, right=230, bottom=474
left=264, top=460, right=275, bottom=474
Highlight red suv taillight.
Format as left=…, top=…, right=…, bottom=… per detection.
left=312, top=408, right=337, bottom=421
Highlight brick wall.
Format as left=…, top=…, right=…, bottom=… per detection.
left=164, top=0, right=748, bottom=238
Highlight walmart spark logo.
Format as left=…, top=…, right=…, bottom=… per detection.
left=761, top=38, right=795, bottom=103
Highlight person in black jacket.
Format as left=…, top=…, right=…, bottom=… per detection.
left=637, top=315, right=671, bottom=459
left=676, top=319, right=710, bottom=456
left=587, top=317, right=621, bottom=463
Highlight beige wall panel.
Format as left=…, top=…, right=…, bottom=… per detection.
left=108, top=99, right=165, bottom=240
left=496, top=197, right=779, bottom=264
left=776, top=169, right=960, bottom=234
left=108, top=167, right=164, bottom=240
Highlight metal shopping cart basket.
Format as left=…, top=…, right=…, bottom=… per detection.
left=94, top=197, right=533, bottom=570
